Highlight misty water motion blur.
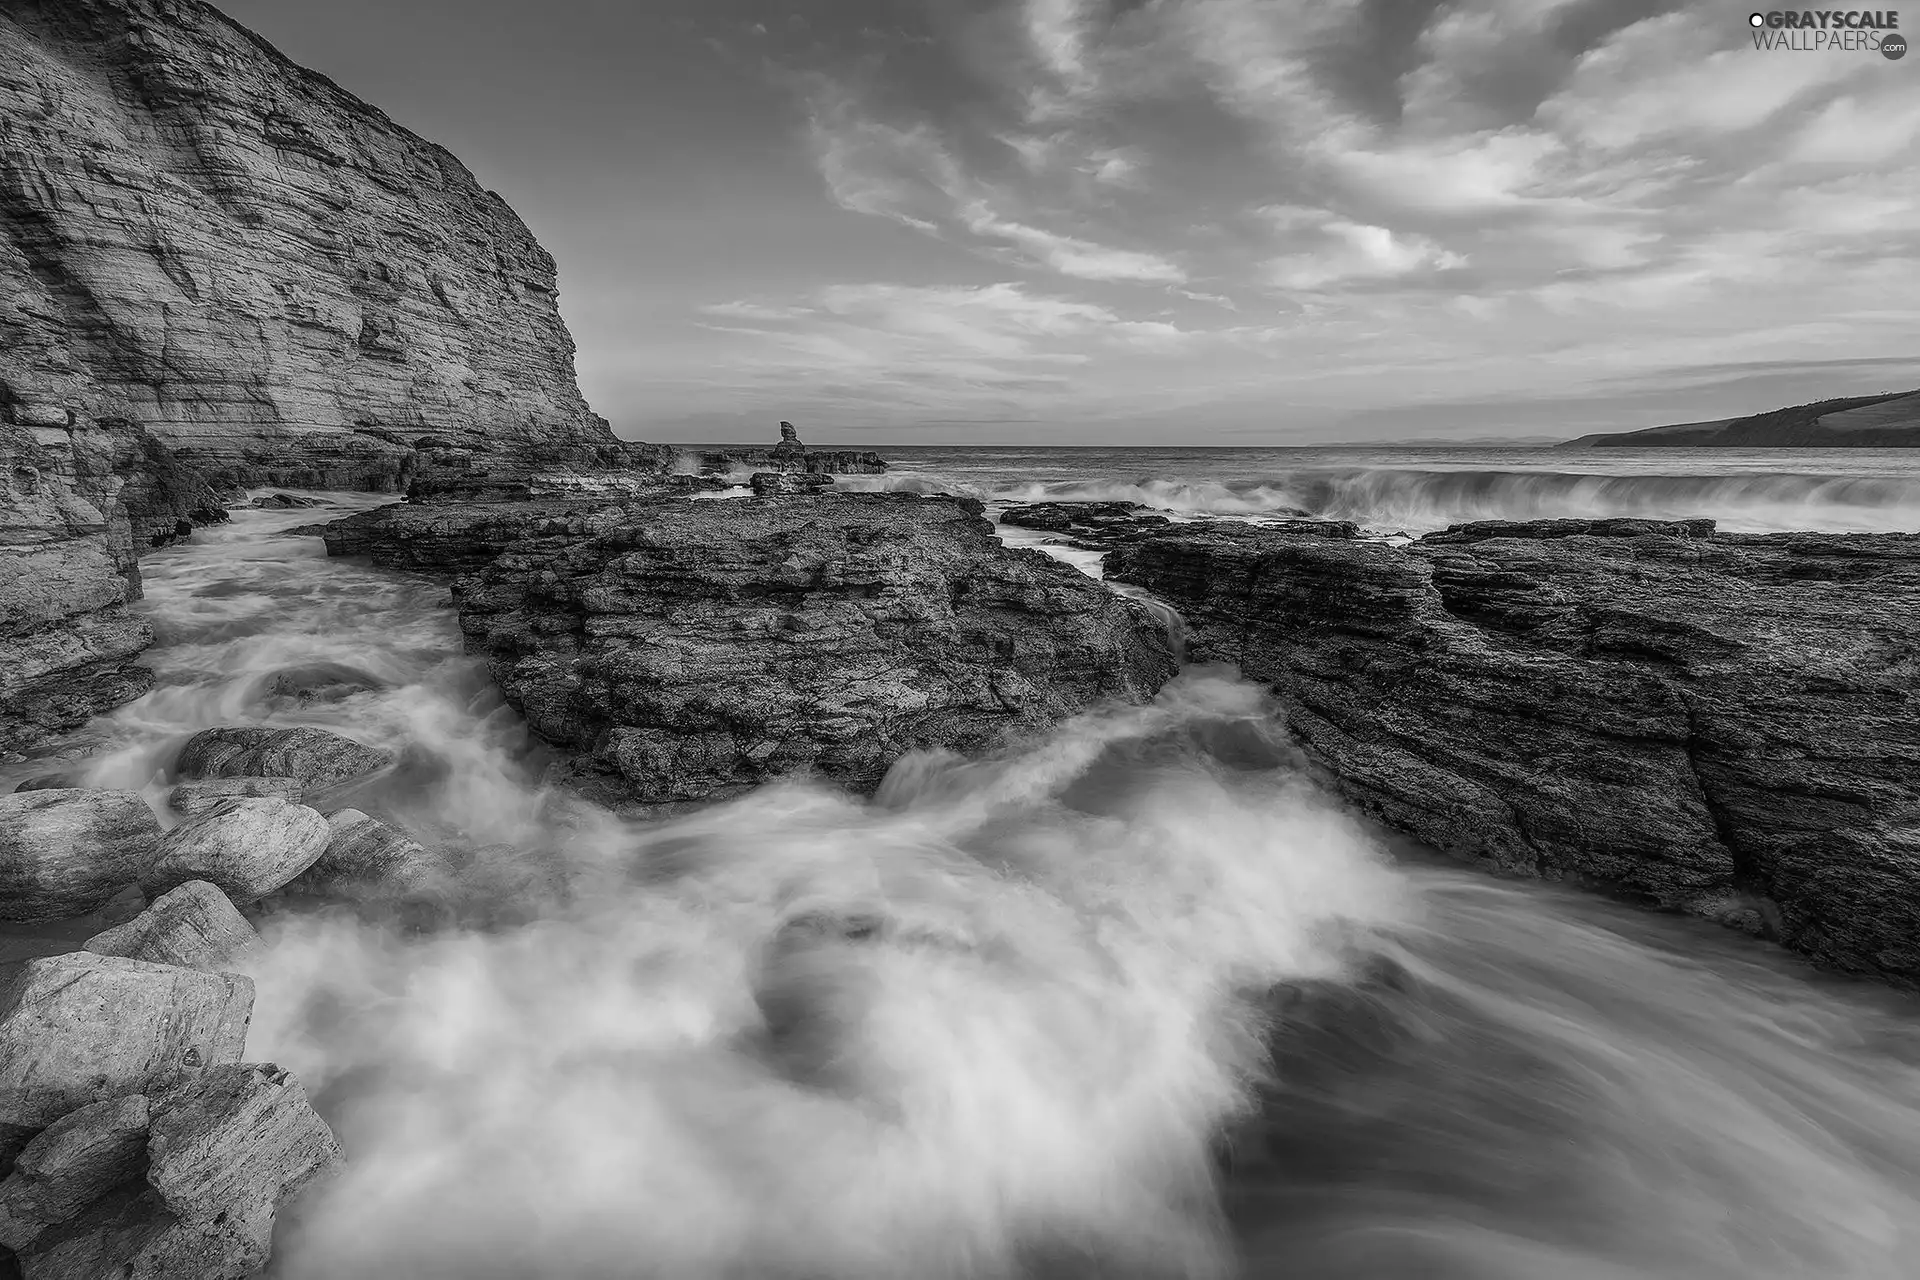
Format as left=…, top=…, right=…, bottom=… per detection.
left=845, top=445, right=1920, bottom=534
left=12, top=500, right=1920, bottom=1280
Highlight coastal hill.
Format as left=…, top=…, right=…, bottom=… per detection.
left=1565, top=389, right=1920, bottom=447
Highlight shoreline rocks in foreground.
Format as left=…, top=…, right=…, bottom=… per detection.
left=1109, top=516, right=1920, bottom=985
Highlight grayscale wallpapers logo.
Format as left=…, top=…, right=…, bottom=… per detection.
left=1746, top=10, right=1906, bottom=56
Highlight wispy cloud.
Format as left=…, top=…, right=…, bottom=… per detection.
left=610, top=0, right=1920, bottom=438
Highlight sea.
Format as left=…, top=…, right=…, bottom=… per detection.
left=842, top=443, right=1920, bottom=535
left=6, top=445, right=1920, bottom=1279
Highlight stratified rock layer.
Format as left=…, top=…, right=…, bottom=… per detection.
left=456, top=494, right=1179, bottom=812
left=0, top=0, right=633, bottom=491
left=1108, top=518, right=1920, bottom=982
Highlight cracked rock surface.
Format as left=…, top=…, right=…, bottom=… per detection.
left=455, top=493, right=1180, bottom=814
left=1109, top=518, right=1920, bottom=983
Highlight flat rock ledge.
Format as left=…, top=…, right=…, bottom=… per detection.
left=452, top=492, right=1179, bottom=814
left=1108, top=517, right=1920, bottom=984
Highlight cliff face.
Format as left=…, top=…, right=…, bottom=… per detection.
left=1110, top=518, right=1920, bottom=985
left=0, top=0, right=634, bottom=493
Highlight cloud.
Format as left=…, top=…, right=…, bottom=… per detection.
left=600, top=0, right=1920, bottom=440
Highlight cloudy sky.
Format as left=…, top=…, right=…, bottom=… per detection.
left=232, top=0, right=1919, bottom=444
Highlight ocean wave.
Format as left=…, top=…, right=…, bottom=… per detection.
left=840, top=468, right=1920, bottom=534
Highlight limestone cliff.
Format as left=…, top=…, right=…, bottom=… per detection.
left=0, top=0, right=644, bottom=493
left=0, top=0, right=660, bottom=752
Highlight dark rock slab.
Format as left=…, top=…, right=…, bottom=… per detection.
left=0, top=953, right=250, bottom=1155
left=286, top=809, right=437, bottom=898
left=749, top=471, right=835, bottom=496
left=252, top=662, right=384, bottom=710
left=173, top=726, right=392, bottom=789
left=0, top=789, right=162, bottom=922
left=456, top=493, right=1178, bottom=814
left=303, top=498, right=659, bottom=573
left=142, top=800, right=330, bottom=905
left=1000, top=502, right=1356, bottom=552
left=84, top=882, right=258, bottom=973
left=165, top=777, right=305, bottom=817
left=18, top=1064, right=340, bottom=1280
left=1108, top=520, right=1920, bottom=983
left=0, top=1094, right=149, bottom=1251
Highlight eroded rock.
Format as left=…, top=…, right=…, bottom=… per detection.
left=143, top=801, right=331, bottom=905
left=85, top=881, right=258, bottom=973
left=286, top=808, right=437, bottom=899
left=1108, top=520, right=1920, bottom=983
left=0, top=1095, right=150, bottom=1251
left=17, top=1064, right=338, bottom=1280
left=0, top=953, right=250, bottom=1147
left=0, top=789, right=162, bottom=922
left=166, top=777, right=305, bottom=817
left=173, top=726, right=392, bottom=790
left=455, top=493, right=1178, bottom=814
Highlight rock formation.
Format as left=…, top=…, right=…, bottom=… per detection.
left=0, top=0, right=684, bottom=751
left=142, top=797, right=331, bottom=904
left=693, top=422, right=888, bottom=478
left=0, top=418, right=220, bottom=757
left=0, top=0, right=645, bottom=493
left=1108, top=517, right=1920, bottom=984
left=83, top=880, right=260, bottom=973
left=298, top=497, right=664, bottom=572
left=0, top=788, right=162, bottom=921
left=172, top=725, right=392, bottom=790
left=454, top=493, right=1178, bottom=813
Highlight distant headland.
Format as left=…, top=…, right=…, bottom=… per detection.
left=1565, top=389, right=1920, bottom=447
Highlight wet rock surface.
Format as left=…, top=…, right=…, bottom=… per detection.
left=1109, top=518, right=1920, bottom=983
left=173, top=726, right=393, bottom=790
left=0, top=1095, right=150, bottom=1251
left=301, top=498, right=659, bottom=572
left=84, top=881, right=259, bottom=974
left=166, top=777, right=306, bottom=817
left=143, top=800, right=331, bottom=905
left=455, top=493, right=1178, bottom=813
left=287, top=808, right=437, bottom=898
left=0, top=953, right=250, bottom=1148
left=0, top=789, right=162, bottom=922
left=1000, top=502, right=1359, bottom=552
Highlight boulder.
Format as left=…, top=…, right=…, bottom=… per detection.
left=17, top=1065, right=340, bottom=1280
left=84, top=882, right=258, bottom=973
left=146, top=1064, right=342, bottom=1227
left=286, top=809, right=436, bottom=898
left=0, top=953, right=250, bottom=1153
left=250, top=493, right=325, bottom=509
left=173, top=726, right=392, bottom=790
left=253, top=662, right=383, bottom=710
left=142, top=801, right=331, bottom=905
left=0, top=1095, right=150, bottom=1251
left=455, top=493, right=1179, bottom=814
left=166, top=777, right=305, bottom=817
left=1109, top=521, right=1920, bottom=984
left=0, top=789, right=162, bottom=922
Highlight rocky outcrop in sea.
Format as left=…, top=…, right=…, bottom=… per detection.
left=1108, top=516, right=1920, bottom=984
left=444, top=492, right=1177, bottom=814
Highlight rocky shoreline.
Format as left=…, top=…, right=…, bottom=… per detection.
left=1107, top=514, right=1920, bottom=984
